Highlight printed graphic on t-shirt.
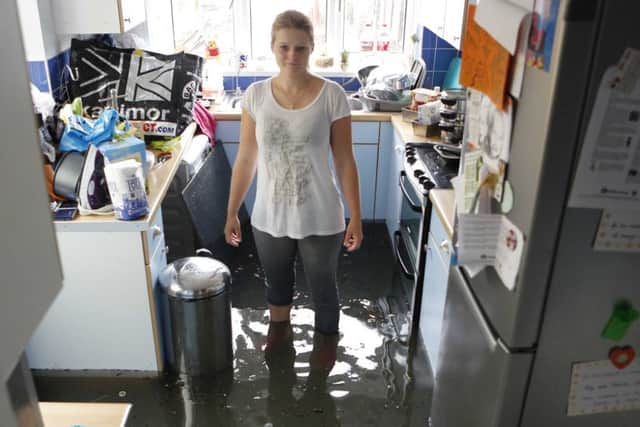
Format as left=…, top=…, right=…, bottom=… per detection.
left=264, top=116, right=311, bottom=206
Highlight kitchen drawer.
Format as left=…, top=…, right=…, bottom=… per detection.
left=351, top=122, right=379, bottom=144
left=429, top=211, right=452, bottom=267
left=143, top=209, right=165, bottom=264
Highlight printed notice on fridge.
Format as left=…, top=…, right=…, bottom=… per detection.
left=569, top=51, right=640, bottom=210
left=568, top=359, right=640, bottom=416
left=593, top=210, right=640, bottom=252
left=457, top=214, right=525, bottom=290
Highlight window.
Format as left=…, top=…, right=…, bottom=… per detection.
left=171, top=0, right=413, bottom=71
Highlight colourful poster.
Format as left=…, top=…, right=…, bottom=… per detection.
left=526, top=0, right=560, bottom=71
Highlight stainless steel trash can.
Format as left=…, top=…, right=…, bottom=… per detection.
left=159, top=252, right=233, bottom=375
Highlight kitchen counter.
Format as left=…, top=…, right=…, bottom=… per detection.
left=53, top=123, right=196, bottom=232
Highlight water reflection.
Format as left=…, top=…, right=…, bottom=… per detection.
left=162, top=303, right=429, bottom=427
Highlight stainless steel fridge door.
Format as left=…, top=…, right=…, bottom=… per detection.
left=466, top=0, right=608, bottom=349
left=430, top=267, right=532, bottom=427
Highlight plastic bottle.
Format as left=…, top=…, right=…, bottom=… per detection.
left=377, top=24, right=391, bottom=51
left=360, top=23, right=374, bottom=52
left=202, top=51, right=224, bottom=101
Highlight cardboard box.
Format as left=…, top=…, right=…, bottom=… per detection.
left=99, top=137, right=148, bottom=177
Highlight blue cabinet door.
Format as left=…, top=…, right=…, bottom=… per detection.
left=419, top=209, right=453, bottom=378
left=374, top=122, right=393, bottom=221
left=344, top=144, right=377, bottom=220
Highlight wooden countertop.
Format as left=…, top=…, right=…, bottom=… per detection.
left=429, top=189, right=456, bottom=239
left=54, top=123, right=196, bottom=233
left=40, top=402, right=131, bottom=427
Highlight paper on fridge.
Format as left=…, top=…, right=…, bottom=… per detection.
left=475, top=0, right=533, bottom=55
left=568, top=359, right=640, bottom=416
left=464, top=89, right=513, bottom=207
left=569, top=49, right=640, bottom=210
left=460, top=5, right=511, bottom=110
left=457, top=214, right=525, bottom=290
left=593, top=209, right=640, bottom=252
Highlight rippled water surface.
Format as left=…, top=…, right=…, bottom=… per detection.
left=34, top=224, right=433, bottom=426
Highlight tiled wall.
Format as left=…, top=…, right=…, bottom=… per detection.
left=223, top=75, right=361, bottom=92
left=420, top=26, right=460, bottom=89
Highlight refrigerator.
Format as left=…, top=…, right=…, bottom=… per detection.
left=430, top=1, right=640, bottom=426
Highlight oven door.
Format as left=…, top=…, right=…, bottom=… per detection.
left=396, top=170, right=424, bottom=277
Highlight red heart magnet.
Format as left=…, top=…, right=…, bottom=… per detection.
left=609, top=346, right=636, bottom=369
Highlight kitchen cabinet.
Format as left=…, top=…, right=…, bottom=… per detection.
left=27, top=209, right=167, bottom=372
left=217, top=120, right=383, bottom=220
left=418, top=0, right=466, bottom=50
left=418, top=205, right=452, bottom=377
left=384, top=127, right=405, bottom=245
left=52, top=0, right=146, bottom=34
left=374, top=123, right=393, bottom=221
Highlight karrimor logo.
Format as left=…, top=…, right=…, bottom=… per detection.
left=125, top=54, right=175, bottom=102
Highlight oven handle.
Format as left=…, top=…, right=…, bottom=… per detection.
left=399, top=171, right=423, bottom=213
left=394, top=231, right=416, bottom=280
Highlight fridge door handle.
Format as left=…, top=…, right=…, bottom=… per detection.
left=454, top=266, right=502, bottom=352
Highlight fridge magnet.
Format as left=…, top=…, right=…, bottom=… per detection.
left=609, top=346, right=636, bottom=370
left=593, top=210, right=640, bottom=253
left=526, top=0, right=560, bottom=72
left=601, top=300, right=639, bottom=341
left=568, top=359, right=640, bottom=416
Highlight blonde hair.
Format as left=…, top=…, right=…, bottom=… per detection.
left=271, top=10, right=314, bottom=50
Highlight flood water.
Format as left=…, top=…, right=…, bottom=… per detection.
left=33, top=224, right=434, bottom=426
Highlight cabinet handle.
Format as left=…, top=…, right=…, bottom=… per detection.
left=453, top=36, right=460, bottom=41
left=439, top=240, right=450, bottom=255
left=394, top=145, right=404, bottom=153
left=151, top=225, right=163, bottom=238
left=124, top=18, right=131, bottom=23
left=437, top=26, right=444, bottom=31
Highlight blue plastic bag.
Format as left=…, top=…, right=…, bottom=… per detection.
left=59, top=109, right=119, bottom=152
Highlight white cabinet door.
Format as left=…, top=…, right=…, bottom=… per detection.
left=120, top=0, right=146, bottom=32
left=53, top=0, right=145, bottom=34
left=443, top=0, right=466, bottom=49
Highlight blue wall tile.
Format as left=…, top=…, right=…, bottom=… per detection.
left=28, top=61, right=49, bottom=92
left=433, top=71, right=447, bottom=88
left=421, top=48, right=436, bottom=73
left=421, top=27, right=437, bottom=50
left=47, top=50, right=70, bottom=101
left=434, top=49, right=458, bottom=72
left=419, top=25, right=460, bottom=88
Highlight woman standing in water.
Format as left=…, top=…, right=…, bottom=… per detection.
left=224, top=10, right=362, bottom=365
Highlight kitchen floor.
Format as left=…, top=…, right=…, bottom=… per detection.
left=33, top=223, right=433, bottom=427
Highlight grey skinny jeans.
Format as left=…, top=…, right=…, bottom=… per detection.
left=252, top=227, right=344, bottom=334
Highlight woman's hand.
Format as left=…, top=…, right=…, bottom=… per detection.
left=343, top=219, right=363, bottom=252
left=224, top=215, right=242, bottom=247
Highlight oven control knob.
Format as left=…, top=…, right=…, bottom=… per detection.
left=414, top=169, right=424, bottom=177
left=406, top=146, right=416, bottom=154
left=422, top=179, right=435, bottom=190
left=418, top=176, right=429, bottom=184
left=407, top=155, right=417, bottom=164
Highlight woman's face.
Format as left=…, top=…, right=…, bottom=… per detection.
left=272, top=28, right=313, bottom=73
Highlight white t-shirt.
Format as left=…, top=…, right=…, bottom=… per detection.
left=243, top=77, right=351, bottom=238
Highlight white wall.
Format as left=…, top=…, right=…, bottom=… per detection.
left=16, top=0, right=46, bottom=61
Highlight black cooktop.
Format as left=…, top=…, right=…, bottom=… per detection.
left=405, top=143, right=459, bottom=190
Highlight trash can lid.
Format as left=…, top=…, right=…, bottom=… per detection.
left=159, top=256, right=231, bottom=300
